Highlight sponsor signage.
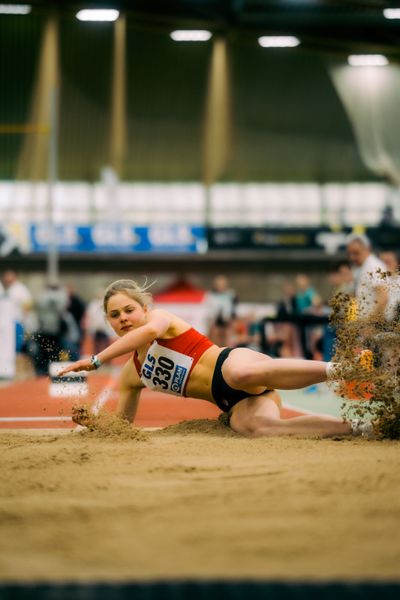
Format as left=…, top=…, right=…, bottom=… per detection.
left=30, top=224, right=207, bottom=254
left=2, top=223, right=398, bottom=255
left=208, top=227, right=400, bottom=253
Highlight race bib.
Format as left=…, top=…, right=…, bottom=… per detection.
left=140, top=341, right=193, bottom=396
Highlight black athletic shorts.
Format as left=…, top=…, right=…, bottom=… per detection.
left=211, top=347, right=273, bottom=413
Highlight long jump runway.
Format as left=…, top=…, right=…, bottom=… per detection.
left=0, top=373, right=305, bottom=430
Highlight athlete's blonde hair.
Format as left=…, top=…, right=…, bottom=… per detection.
left=103, top=279, right=154, bottom=313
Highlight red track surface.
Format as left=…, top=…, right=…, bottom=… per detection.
left=0, top=374, right=303, bottom=429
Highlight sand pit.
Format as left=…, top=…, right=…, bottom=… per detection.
left=0, top=420, right=399, bottom=583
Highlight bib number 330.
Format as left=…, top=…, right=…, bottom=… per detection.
left=142, top=354, right=174, bottom=390
left=140, top=342, right=193, bottom=395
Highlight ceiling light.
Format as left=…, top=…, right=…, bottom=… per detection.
left=170, top=30, right=212, bottom=42
left=348, top=54, right=389, bottom=67
left=258, top=36, right=300, bottom=48
left=383, top=8, right=400, bottom=19
left=0, top=4, right=31, bottom=13
left=76, top=9, right=119, bottom=22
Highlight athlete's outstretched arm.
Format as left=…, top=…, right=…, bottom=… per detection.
left=117, top=358, right=143, bottom=422
left=98, top=310, right=170, bottom=363
left=117, top=386, right=142, bottom=423
left=59, top=310, right=170, bottom=374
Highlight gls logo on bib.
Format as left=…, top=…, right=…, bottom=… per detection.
left=140, top=341, right=193, bottom=396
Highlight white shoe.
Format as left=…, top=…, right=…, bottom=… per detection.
left=351, top=419, right=376, bottom=439
left=327, top=357, right=372, bottom=382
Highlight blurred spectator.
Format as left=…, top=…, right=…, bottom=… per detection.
left=85, top=290, right=111, bottom=355
left=337, top=261, right=354, bottom=295
left=379, top=250, right=399, bottom=274
left=295, top=275, right=318, bottom=359
left=273, top=281, right=302, bottom=357
left=304, top=294, right=329, bottom=361
left=66, top=283, right=86, bottom=352
left=230, top=316, right=251, bottom=348
left=247, top=313, right=263, bottom=352
left=295, top=274, right=317, bottom=314
left=379, top=205, right=397, bottom=228
left=328, top=264, right=342, bottom=291
left=277, top=281, right=298, bottom=318
left=346, top=234, right=388, bottom=320
left=379, top=250, right=400, bottom=323
left=1, top=270, right=32, bottom=353
left=325, top=261, right=355, bottom=361
left=328, top=261, right=354, bottom=296
left=34, top=283, right=68, bottom=375
left=60, top=310, right=81, bottom=362
left=206, top=275, right=238, bottom=346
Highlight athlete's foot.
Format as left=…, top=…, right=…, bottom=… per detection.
left=327, top=352, right=375, bottom=382
left=350, top=418, right=376, bottom=440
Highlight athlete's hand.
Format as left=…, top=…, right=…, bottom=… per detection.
left=58, top=358, right=96, bottom=376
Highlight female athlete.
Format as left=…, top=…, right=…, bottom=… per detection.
left=60, top=279, right=373, bottom=438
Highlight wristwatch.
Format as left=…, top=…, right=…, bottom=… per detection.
left=90, top=355, right=102, bottom=369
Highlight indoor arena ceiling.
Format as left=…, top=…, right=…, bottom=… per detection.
left=25, top=1, right=400, bottom=56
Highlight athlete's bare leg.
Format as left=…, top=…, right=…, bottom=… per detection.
left=222, top=347, right=328, bottom=393
left=229, top=392, right=351, bottom=438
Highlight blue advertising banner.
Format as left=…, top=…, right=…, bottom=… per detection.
left=30, top=224, right=207, bottom=254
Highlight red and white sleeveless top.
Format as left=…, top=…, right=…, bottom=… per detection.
left=133, top=328, right=214, bottom=397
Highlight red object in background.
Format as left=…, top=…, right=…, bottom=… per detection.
left=154, top=278, right=206, bottom=304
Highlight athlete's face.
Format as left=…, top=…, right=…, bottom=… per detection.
left=106, top=293, right=148, bottom=336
